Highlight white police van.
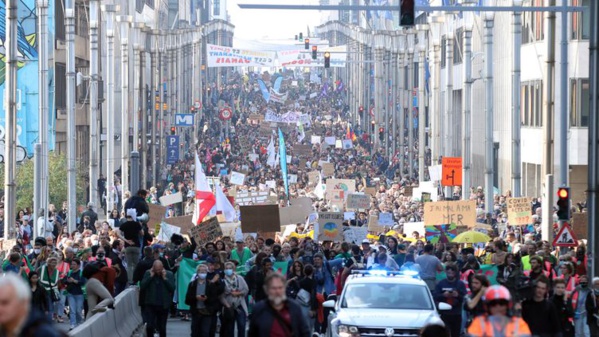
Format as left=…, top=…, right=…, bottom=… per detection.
left=323, top=271, right=451, bottom=337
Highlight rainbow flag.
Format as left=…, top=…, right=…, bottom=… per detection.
left=346, top=123, right=357, bottom=142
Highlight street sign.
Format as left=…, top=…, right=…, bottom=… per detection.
left=441, top=157, right=463, bottom=186
left=175, top=113, right=194, bottom=127
left=219, top=107, right=233, bottom=121
left=553, top=223, right=578, bottom=247
left=194, top=101, right=202, bottom=109
left=166, top=135, right=179, bottom=165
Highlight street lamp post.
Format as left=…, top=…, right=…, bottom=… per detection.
left=484, top=4, right=495, bottom=216
left=428, top=14, right=444, bottom=165
left=117, top=15, right=132, bottom=195
left=397, top=32, right=406, bottom=174
left=101, top=4, right=119, bottom=216
left=407, top=29, right=415, bottom=179
left=417, top=24, right=429, bottom=183
left=512, top=0, right=523, bottom=197
left=373, top=32, right=385, bottom=151
left=89, top=0, right=100, bottom=208
left=462, top=2, right=475, bottom=199
left=65, top=0, right=77, bottom=233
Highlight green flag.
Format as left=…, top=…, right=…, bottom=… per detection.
left=176, top=258, right=203, bottom=310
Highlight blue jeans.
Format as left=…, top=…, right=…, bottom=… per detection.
left=67, top=294, right=85, bottom=327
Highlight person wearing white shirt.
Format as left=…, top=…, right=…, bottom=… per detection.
left=37, top=209, right=54, bottom=239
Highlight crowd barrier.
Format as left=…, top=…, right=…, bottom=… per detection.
left=69, top=288, right=145, bottom=337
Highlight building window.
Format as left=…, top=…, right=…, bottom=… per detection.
left=572, top=0, right=590, bottom=40
left=440, top=35, right=446, bottom=68
left=521, top=80, right=543, bottom=127
left=56, top=63, right=66, bottom=110
left=453, top=28, right=463, bottom=64
left=522, top=0, right=544, bottom=44
left=571, top=78, right=590, bottom=127
left=213, top=0, right=220, bottom=16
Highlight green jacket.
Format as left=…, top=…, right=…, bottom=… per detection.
left=140, top=270, right=175, bottom=309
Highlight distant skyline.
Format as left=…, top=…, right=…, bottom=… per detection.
left=227, top=0, right=323, bottom=41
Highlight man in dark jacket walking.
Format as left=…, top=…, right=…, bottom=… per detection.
left=249, top=272, right=311, bottom=337
left=124, top=189, right=150, bottom=220
left=140, top=260, right=175, bottom=337
left=79, top=202, right=98, bottom=229
left=185, top=264, right=225, bottom=337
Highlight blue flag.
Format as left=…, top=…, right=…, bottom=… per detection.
left=257, top=79, right=270, bottom=103
left=273, top=76, right=283, bottom=92
left=278, top=128, right=289, bottom=198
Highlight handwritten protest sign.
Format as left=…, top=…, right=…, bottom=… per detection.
left=317, top=212, right=344, bottom=242
left=367, top=215, right=385, bottom=233
left=507, top=197, right=532, bottom=225
left=230, top=171, right=246, bottom=185
left=157, top=222, right=182, bottom=242
left=322, top=163, right=335, bottom=177
left=163, top=215, right=194, bottom=234
left=148, top=204, right=167, bottom=227
left=346, top=193, right=370, bottom=209
left=189, top=217, right=223, bottom=247
left=423, top=200, right=477, bottom=227
left=378, top=212, right=394, bottom=226
left=235, top=191, right=277, bottom=206
left=293, top=144, right=312, bottom=156
left=343, top=227, right=369, bottom=244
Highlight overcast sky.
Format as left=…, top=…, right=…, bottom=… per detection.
left=227, top=0, right=324, bottom=41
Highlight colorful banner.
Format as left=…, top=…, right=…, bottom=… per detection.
left=436, top=264, right=499, bottom=285
left=206, top=44, right=276, bottom=68
left=0, top=0, right=54, bottom=158
left=264, top=110, right=311, bottom=125
left=277, top=45, right=347, bottom=68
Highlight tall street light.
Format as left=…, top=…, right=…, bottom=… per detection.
left=417, top=24, right=429, bottom=183
left=484, top=2, right=495, bottom=216
left=512, top=0, right=523, bottom=197
left=461, top=0, right=475, bottom=199
left=117, top=15, right=132, bottom=194
left=407, top=29, right=415, bottom=179
left=428, top=13, right=444, bottom=165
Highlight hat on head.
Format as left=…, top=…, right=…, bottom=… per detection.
left=34, top=237, right=47, bottom=247
left=235, top=239, right=244, bottom=243
left=397, top=244, right=406, bottom=251
left=152, top=244, right=165, bottom=251
left=361, top=239, right=370, bottom=244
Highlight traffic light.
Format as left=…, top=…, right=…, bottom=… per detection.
left=170, top=126, right=176, bottom=135
left=312, top=45, right=318, bottom=59
left=305, top=38, right=310, bottom=50
left=299, top=32, right=303, bottom=41
left=324, top=51, right=331, bottom=68
left=359, top=106, right=364, bottom=115
left=556, top=187, right=570, bottom=220
left=400, top=0, right=415, bottom=26
left=379, top=127, right=384, bottom=142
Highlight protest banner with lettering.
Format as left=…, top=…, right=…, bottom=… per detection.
left=240, top=205, right=280, bottom=232
left=346, top=193, right=370, bottom=209
left=343, top=227, right=369, bottom=244
left=276, top=46, right=347, bottom=68
left=317, top=212, right=344, bottom=242
left=189, top=217, right=223, bottom=247
left=207, top=44, right=275, bottom=68
left=507, top=197, right=532, bottom=225
left=235, top=191, right=277, bottom=206
left=423, top=200, right=477, bottom=227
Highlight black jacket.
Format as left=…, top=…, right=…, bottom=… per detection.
left=79, top=209, right=98, bottom=228
left=185, top=276, right=225, bottom=315
left=248, top=299, right=311, bottom=337
left=124, top=196, right=150, bottom=217
left=31, top=286, right=49, bottom=313
left=17, top=309, right=67, bottom=337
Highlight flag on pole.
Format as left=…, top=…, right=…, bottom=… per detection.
left=267, top=136, right=277, bottom=168
left=215, top=183, right=236, bottom=222
left=314, top=173, right=325, bottom=200
left=278, top=128, right=289, bottom=198
left=297, top=122, right=305, bottom=142
left=346, top=123, right=357, bottom=142
left=192, top=153, right=215, bottom=225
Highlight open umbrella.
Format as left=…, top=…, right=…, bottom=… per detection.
left=453, top=230, right=491, bottom=244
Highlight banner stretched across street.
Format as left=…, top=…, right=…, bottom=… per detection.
left=206, top=44, right=276, bottom=67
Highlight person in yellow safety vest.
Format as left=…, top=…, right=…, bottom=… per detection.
left=467, top=285, right=532, bottom=337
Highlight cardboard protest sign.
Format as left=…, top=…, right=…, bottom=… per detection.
left=364, top=187, right=377, bottom=196
left=344, top=212, right=355, bottom=221
left=402, top=186, right=414, bottom=197
left=288, top=174, right=298, bottom=184
left=328, top=189, right=345, bottom=210
left=322, top=163, right=335, bottom=177
left=159, top=192, right=183, bottom=206
left=240, top=204, right=280, bottom=232
left=279, top=197, right=313, bottom=225
left=163, top=215, right=194, bottom=234
left=230, top=171, right=246, bottom=185
left=343, top=227, right=369, bottom=244
left=265, top=180, right=276, bottom=189
left=148, top=204, right=167, bottom=227
left=367, top=215, right=385, bottom=233
left=342, top=139, right=353, bottom=149
left=293, top=144, right=312, bottom=156
left=572, top=212, right=588, bottom=240
left=220, top=222, right=238, bottom=238
left=423, top=200, right=477, bottom=227
left=311, top=135, right=321, bottom=144
left=325, top=179, right=356, bottom=200
left=189, top=217, right=223, bottom=247
left=507, top=197, right=532, bottom=225
left=324, top=137, right=336, bottom=145
left=346, top=193, right=370, bottom=209
left=378, top=212, right=394, bottom=226
left=335, top=140, right=343, bottom=149
left=317, top=212, right=344, bottom=242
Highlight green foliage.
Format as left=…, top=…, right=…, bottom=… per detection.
left=0, top=153, right=86, bottom=211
